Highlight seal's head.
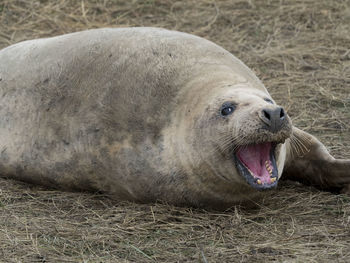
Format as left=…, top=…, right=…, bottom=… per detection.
left=178, top=83, right=293, bottom=192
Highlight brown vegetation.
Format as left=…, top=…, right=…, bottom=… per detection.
left=0, top=0, right=350, bottom=262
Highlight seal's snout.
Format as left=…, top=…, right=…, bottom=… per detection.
left=260, top=106, right=287, bottom=133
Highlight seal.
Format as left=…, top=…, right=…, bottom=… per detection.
left=0, top=27, right=349, bottom=209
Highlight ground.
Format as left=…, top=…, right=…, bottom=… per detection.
left=0, top=0, right=350, bottom=262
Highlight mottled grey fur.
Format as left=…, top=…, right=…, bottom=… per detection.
left=0, top=28, right=349, bottom=209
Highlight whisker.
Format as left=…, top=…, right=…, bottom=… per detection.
left=290, top=130, right=312, bottom=158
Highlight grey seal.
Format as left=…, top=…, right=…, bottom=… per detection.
left=0, top=27, right=349, bottom=209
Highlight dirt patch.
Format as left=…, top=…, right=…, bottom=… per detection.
left=0, top=0, right=350, bottom=262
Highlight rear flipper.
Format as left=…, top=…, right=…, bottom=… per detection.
left=283, top=127, right=350, bottom=193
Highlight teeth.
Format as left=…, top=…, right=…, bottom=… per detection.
left=257, top=179, right=262, bottom=185
left=265, top=161, right=273, bottom=174
left=270, top=177, right=276, bottom=183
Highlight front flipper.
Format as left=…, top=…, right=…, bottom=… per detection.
left=283, top=127, right=350, bottom=193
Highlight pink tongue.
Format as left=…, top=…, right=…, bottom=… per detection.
left=237, top=143, right=273, bottom=184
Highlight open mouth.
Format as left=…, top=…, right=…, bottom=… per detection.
left=234, top=142, right=278, bottom=190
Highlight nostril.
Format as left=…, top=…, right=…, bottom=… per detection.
left=280, top=108, right=285, bottom=119
left=261, top=107, right=287, bottom=132
left=263, top=110, right=271, bottom=120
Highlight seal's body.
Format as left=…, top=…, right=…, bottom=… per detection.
left=1, top=28, right=349, bottom=209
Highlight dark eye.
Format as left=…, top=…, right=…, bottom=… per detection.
left=264, top=98, right=274, bottom=104
left=220, top=103, right=235, bottom=116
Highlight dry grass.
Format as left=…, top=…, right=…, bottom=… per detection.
left=0, top=0, right=350, bottom=262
